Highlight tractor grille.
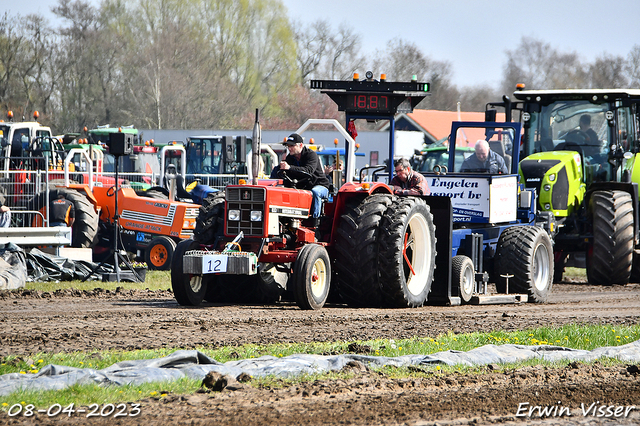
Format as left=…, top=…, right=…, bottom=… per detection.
left=225, top=187, right=266, bottom=237
left=551, top=167, right=569, bottom=210
left=520, top=159, right=561, bottom=195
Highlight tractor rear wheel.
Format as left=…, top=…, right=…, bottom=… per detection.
left=194, top=192, right=226, bottom=244
left=378, top=197, right=436, bottom=308
left=30, top=188, right=99, bottom=248
left=587, top=190, right=633, bottom=286
left=171, top=238, right=206, bottom=306
left=292, top=244, right=331, bottom=310
left=495, top=226, right=553, bottom=303
left=452, top=255, right=475, bottom=304
left=145, top=236, right=177, bottom=270
left=334, top=194, right=394, bottom=307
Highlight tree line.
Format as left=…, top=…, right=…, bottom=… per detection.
left=2, top=0, right=640, bottom=134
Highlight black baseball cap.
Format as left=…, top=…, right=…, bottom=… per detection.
left=283, top=133, right=303, bottom=145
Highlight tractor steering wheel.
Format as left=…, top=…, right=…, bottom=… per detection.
left=561, top=129, right=589, bottom=145
left=277, top=169, right=312, bottom=189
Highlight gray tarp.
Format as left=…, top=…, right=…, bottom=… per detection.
left=0, top=246, right=113, bottom=289
left=1, top=339, right=639, bottom=397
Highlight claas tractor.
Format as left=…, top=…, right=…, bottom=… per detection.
left=512, top=88, right=640, bottom=285
left=171, top=75, right=554, bottom=310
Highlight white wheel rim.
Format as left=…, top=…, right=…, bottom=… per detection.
left=462, top=263, right=474, bottom=296
left=311, top=258, right=327, bottom=298
left=532, top=243, right=550, bottom=291
left=405, top=213, right=432, bottom=295
left=190, top=275, right=203, bottom=293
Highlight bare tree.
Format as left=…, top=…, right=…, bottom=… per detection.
left=589, top=53, right=629, bottom=88
left=294, top=19, right=331, bottom=83
left=626, top=45, right=640, bottom=87
left=502, top=36, right=587, bottom=92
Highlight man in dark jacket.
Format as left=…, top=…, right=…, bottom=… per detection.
left=279, top=133, right=330, bottom=218
left=460, top=140, right=509, bottom=174
left=49, top=193, right=75, bottom=227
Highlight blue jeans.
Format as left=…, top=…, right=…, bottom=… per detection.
left=0, top=211, right=10, bottom=228
left=310, top=185, right=329, bottom=218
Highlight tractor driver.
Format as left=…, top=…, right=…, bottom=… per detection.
left=460, top=140, right=509, bottom=174
left=390, top=158, right=430, bottom=196
left=279, top=133, right=330, bottom=221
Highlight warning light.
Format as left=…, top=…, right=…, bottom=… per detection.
left=334, top=138, right=339, bottom=146
left=516, top=83, right=526, bottom=90
left=309, top=138, right=314, bottom=144
left=353, top=72, right=359, bottom=81
left=380, top=73, right=387, bottom=82
left=7, top=111, right=13, bottom=119
left=33, top=111, right=39, bottom=120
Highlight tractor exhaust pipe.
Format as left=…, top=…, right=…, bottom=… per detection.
left=252, top=108, right=261, bottom=185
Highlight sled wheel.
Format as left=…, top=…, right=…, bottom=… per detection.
left=495, top=226, right=553, bottom=303
left=146, top=236, right=177, bottom=270
left=334, top=194, right=393, bottom=307
left=587, top=190, right=633, bottom=286
left=171, top=238, right=206, bottom=306
left=292, top=244, right=331, bottom=310
left=378, top=197, right=436, bottom=308
left=452, top=255, right=474, bottom=304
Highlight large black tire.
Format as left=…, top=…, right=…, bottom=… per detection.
left=139, top=186, right=169, bottom=200
left=145, top=236, right=177, bottom=270
left=334, top=194, right=394, bottom=307
left=452, top=255, right=474, bottom=304
left=206, top=267, right=285, bottom=305
left=30, top=188, right=99, bottom=248
left=378, top=197, right=436, bottom=308
left=554, top=252, right=567, bottom=283
left=292, top=244, right=331, bottom=310
left=587, top=190, right=634, bottom=286
left=495, top=226, right=553, bottom=303
left=171, top=238, right=206, bottom=306
left=194, top=191, right=226, bottom=244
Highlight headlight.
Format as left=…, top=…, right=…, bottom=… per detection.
left=228, top=209, right=240, bottom=221
left=548, top=174, right=556, bottom=182
left=250, top=210, right=262, bottom=221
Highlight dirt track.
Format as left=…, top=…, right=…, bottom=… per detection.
left=1, top=281, right=640, bottom=425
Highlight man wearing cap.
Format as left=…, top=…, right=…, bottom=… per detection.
left=279, top=133, right=330, bottom=220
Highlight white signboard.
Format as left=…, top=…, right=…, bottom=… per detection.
left=427, top=175, right=517, bottom=223
left=489, top=176, right=518, bottom=223
left=202, top=254, right=229, bottom=274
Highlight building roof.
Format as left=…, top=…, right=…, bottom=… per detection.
left=380, top=109, right=506, bottom=143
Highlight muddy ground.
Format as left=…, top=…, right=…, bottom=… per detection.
left=1, top=280, right=639, bottom=425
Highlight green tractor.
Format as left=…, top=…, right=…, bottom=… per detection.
left=512, top=88, right=640, bottom=285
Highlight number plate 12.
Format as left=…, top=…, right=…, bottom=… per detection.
left=202, top=254, right=229, bottom=274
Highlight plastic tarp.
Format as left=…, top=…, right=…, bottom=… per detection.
left=0, top=247, right=27, bottom=290
left=0, top=246, right=113, bottom=288
left=1, top=339, right=639, bottom=397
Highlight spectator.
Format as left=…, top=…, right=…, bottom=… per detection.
left=49, top=193, right=75, bottom=228
left=460, top=140, right=509, bottom=174
left=390, top=158, right=430, bottom=196
left=279, top=133, right=330, bottom=219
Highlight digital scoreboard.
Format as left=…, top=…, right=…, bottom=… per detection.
left=310, top=76, right=430, bottom=117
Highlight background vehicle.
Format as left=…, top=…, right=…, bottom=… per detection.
left=171, top=75, right=554, bottom=310
left=513, top=88, right=640, bottom=285
left=411, top=141, right=475, bottom=173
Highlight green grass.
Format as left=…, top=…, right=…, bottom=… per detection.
left=1, top=324, right=638, bottom=411
left=23, top=271, right=172, bottom=292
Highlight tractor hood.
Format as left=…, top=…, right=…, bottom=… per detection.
left=519, top=151, right=585, bottom=217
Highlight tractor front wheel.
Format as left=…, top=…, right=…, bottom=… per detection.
left=292, top=244, right=331, bottom=310
left=171, top=238, right=206, bottom=306
left=146, top=236, right=177, bottom=270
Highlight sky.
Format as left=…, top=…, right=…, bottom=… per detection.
left=3, top=0, right=640, bottom=88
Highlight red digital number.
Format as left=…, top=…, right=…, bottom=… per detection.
left=369, top=96, right=378, bottom=109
